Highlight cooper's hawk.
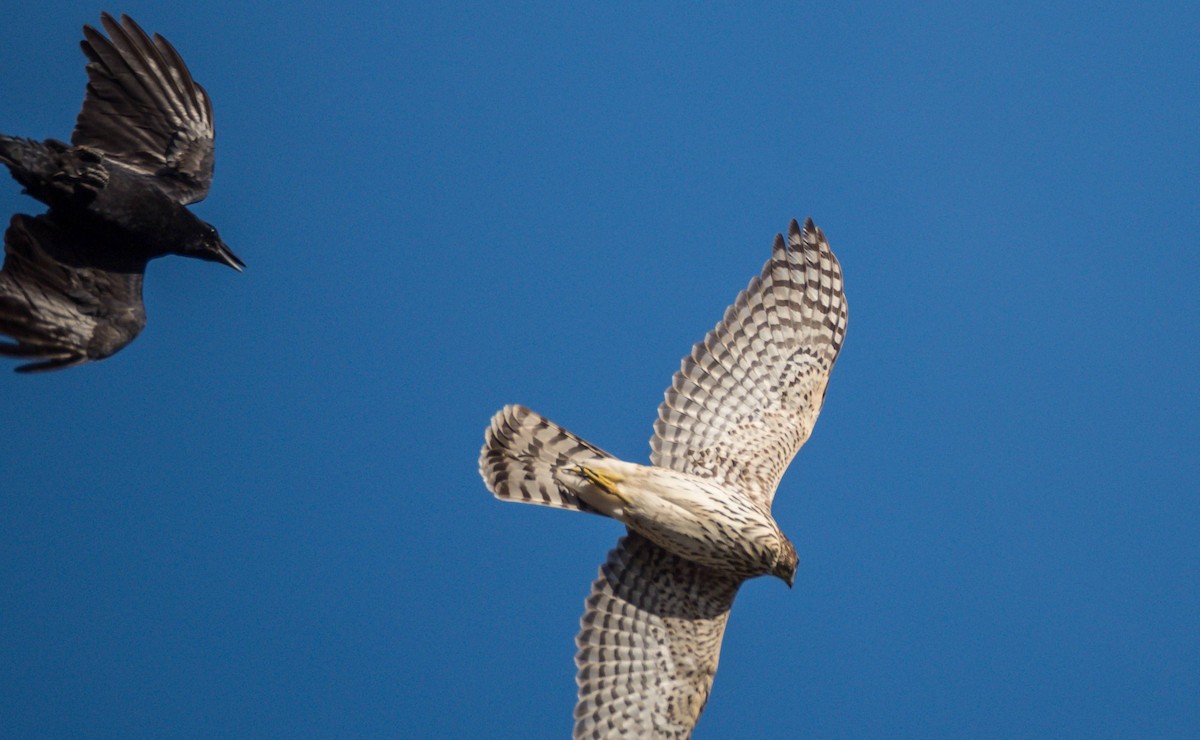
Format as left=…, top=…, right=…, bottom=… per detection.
left=480, top=218, right=847, bottom=738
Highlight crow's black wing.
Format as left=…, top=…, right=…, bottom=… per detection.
left=72, top=13, right=215, bottom=205
left=0, top=215, right=146, bottom=372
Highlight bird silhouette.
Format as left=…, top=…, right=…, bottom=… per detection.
left=0, top=13, right=241, bottom=372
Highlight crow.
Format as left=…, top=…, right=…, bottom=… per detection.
left=0, top=13, right=242, bottom=373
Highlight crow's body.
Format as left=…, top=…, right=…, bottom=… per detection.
left=0, top=13, right=241, bottom=372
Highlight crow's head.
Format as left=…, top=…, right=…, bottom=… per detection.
left=187, top=221, right=243, bottom=272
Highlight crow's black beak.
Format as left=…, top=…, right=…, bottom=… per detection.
left=213, top=241, right=245, bottom=272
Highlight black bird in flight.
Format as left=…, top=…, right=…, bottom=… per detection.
left=0, top=13, right=242, bottom=373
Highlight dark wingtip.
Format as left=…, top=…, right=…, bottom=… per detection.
left=12, top=355, right=87, bottom=373
left=781, top=218, right=807, bottom=251
left=794, top=217, right=825, bottom=245
left=88, top=13, right=149, bottom=54
left=81, top=14, right=114, bottom=57
left=116, top=14, right=148, bottom=38
left=789, top=218, right=819, bottom=239
left=0, top=338, right=87, bottom=373
left=97, top=11, right=119, bottom=34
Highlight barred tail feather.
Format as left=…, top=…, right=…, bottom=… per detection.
left=479, top=404, right=613, bottom=514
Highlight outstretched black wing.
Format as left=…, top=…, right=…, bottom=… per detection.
left=72, top=13, right=215, bottom=205
left=0, top=215, right=146, bottom=372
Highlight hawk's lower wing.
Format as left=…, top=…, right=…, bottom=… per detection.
left=575, top=533, right=743, bottom=739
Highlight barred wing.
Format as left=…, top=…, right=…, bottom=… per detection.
left=650, top=219, right=847, bottom=509
left=575, top=533, right=742, bottom=739
left=73, top=13, right=215, bottom=204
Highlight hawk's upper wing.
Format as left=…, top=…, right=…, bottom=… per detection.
left=575, top=533, right=742, bottom=739
left=72, top=13, right=215, bottom=205
left=650, top=219, right=847, bottom=509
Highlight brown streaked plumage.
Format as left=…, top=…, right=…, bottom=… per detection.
left=480, top=218, right=848, bottom=737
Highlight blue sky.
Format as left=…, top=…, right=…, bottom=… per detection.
left=1, top=1, right=1197, bottom=737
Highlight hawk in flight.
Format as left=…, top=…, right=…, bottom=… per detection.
left=480, top=218, right=847, bottom=738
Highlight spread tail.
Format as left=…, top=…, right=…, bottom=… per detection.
left=0, top=136, right=105, bottom=205
left=0, top=136, right=59, bottom=187
left=479, top=404, right=612, bottom=514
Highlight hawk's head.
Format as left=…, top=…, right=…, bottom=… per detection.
left=772, top=537, right=798, bottom=588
